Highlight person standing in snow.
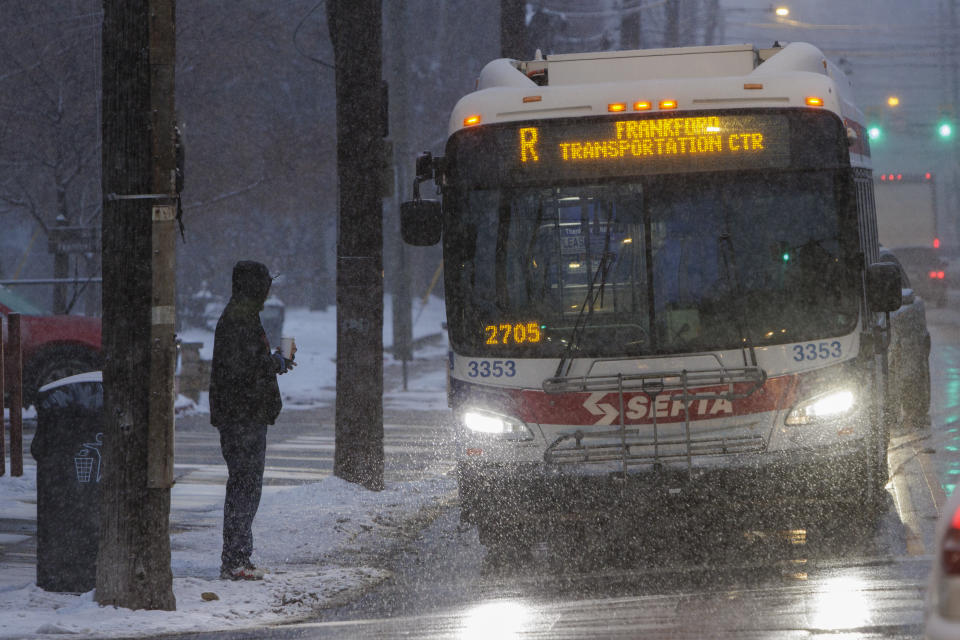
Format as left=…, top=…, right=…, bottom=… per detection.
left=209, top=260, right=295, bottom=580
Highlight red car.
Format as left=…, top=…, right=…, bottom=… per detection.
left=1, top=285, right=101, bottom=407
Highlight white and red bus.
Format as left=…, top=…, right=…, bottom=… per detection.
left=401, top=42, right=904, bottom=548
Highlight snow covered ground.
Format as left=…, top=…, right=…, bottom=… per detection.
left=176, top=293, right=451, bottom=414
left=0, top=296, right=455, bottom=638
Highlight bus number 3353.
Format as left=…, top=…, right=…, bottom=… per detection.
left=467, top=360, right=517, bottom=377
left=793, top=341, right=842, bottom=361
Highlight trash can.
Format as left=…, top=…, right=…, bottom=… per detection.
left=30, top=372, right=104, bottom=593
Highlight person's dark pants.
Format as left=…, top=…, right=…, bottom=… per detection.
left=218, top=422, right=268, bottom=570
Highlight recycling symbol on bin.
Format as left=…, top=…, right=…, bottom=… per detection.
left=74, top=432, right=103, bottom=484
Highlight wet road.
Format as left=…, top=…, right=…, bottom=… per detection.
left=179, top=307, right=960, bottom=639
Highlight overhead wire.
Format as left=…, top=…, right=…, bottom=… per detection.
left=293, top=0, right=335, bottom=71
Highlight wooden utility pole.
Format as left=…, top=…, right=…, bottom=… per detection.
left=97, top=0, right=177, bottom=610
left=327, top=0, right=385, bottom=491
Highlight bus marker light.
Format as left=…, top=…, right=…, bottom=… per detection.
left=463, top=114, right=482, bottom=126
left=633, top=100, right=652, bottom=111
left=608, top=102, right=627, bottom=112
left=744, top=83, right=764, bottom=90
left=805, top=96, right=824, bottom=107
left=466, top=448, right=483, bottom=456
left=659, top=99, right=678, bottom=109
left=523, top=95, right=542, bottom=103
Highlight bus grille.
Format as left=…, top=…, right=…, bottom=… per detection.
left=542, top=364, right=767, bottom=476
left=545, top=429, right=767, bottom=468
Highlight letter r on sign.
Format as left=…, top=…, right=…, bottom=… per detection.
left=519, top=127, right=539, bottom=162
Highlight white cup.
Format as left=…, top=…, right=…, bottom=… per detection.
left=279, top=337, right=296, bottom=360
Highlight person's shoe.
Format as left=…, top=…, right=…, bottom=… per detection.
left=220, top=564, right=265, bottom=580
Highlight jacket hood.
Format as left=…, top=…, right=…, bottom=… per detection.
left=230, top=261, right=272, bottom=306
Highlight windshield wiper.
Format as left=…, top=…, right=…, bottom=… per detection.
left=717, top=231, right=759, bottom=368
left=554, top=205, right=615, bottom=378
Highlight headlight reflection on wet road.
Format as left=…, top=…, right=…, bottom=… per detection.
left=459, top=600, right=533, bottom=640
left=810, top=575, right=871, bottom=630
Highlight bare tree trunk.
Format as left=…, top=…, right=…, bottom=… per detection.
left=327, top=0, right=385, bottom=491
left=500, top=0, right=526, bottom=59
left=703, top=0, right=720, bottom=45
left=664, top=0, right=680, bottom=47
left=621, top=0, right=643, bottom=50
left=96, top=0, right=176, bottom=610
left=52, top=216, right=68, bottom=314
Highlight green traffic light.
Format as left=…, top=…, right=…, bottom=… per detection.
left=868, top=126, right=881, bottom=140
left=939, top=122, right=953, bottom=138
left=782, top=252, right=790, bottom=262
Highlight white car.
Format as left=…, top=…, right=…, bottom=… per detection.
left=925, top=490, right=960, bottom=638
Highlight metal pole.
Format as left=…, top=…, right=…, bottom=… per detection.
left=1, top=327, right=5, bottom=476
left=9, top=313, right=23, bottom=477
left=951, top=0, right=960, bottom=234
left=386, top=0, right=413, bottom=391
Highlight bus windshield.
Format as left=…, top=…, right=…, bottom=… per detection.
left=443, top=170, right=861, bottom=358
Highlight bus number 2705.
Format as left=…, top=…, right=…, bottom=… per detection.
left=467, top=360, right=517, bottom=378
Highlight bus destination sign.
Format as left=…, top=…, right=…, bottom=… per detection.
left=513, top=114, right=791, bottom=176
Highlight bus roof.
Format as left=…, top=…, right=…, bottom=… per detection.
left=449, top=42, right=868, bottom=167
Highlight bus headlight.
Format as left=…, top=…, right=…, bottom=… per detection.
left=462, top=409, right=533, bottom=440
left=785, top=390, right=856, bottom=425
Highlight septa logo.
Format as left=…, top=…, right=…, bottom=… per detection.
left=583, top=392, right=618, bottom=425
left=581, top=392, right=734, bottom=425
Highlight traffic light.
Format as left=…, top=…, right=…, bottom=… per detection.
left=864, top=106, right=882, bottom=142
left=939, top=104, right=955, bottom=139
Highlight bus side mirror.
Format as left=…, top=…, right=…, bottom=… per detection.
left=400, top=199, right=442, bottom=246
left=866, top=262, right=902, bottom=312
left=416, top=153, right=435, bottom=181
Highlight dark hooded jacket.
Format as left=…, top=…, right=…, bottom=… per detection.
left=209, top=261, right=282, bottom=427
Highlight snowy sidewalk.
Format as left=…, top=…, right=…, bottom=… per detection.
left=0, top=465, right=455, bottom=638
left=0, top=298, right=458, bottom=638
